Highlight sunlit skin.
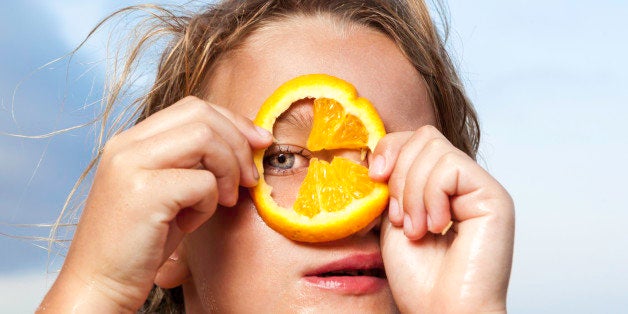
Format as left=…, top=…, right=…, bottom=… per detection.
left=40, top=14, right=514, bottom=314
left=181, top=16, right=426, bottom=313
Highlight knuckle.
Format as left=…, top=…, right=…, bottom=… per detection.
left=375, top=134, right=397, bottom=154
left=188, top=122, right=214, bottom=143
left=439, top=150, right=461, bottom=166
left=183, top=97, right=213, bottom=115
left=415, top=124, right=440, bottom=137
left=102, top=135, right=123, bottom=156
left=101, top=136, right=130, bottom=166
left=107, top=148, right=133, bottom=170
left=410, top=125, right=445, bottom=145
left=180, top=95, right=202, bottom=104
left=397, top=133, right=417, bottom=154
left=425, top=137, right=447, bottom=151
left=128, top=172, right=151, bottom=195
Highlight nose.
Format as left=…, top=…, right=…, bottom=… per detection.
left=355, top=213, right=383, bottom=237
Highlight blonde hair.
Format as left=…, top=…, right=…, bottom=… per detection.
left=53, top=0, right=478, bottom=312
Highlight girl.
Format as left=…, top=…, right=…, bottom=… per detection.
left=39, top=0, right=514, bottom=312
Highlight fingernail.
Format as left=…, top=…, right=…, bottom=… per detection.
left=441, top=221, right=454, bottom=235
left=369, top=154, right=386, bottom=177
left=403, top=214, right=413, bottom=235
left=255, top=126, right=272, bottom=140
left=389, top=197, right=400, bottom=220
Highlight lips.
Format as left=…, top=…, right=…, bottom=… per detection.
left=317, top=268, right=386, bottom=278
left=302, top=253, right=387, bottom=295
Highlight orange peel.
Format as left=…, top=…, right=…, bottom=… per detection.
left=250, top=74, right=388, bottom=242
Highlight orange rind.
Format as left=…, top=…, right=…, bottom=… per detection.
left=250, top=74, right=388, bottom=242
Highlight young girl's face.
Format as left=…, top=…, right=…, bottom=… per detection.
left=181, top=15, right=435, bottom=312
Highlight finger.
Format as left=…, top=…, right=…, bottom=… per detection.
left=402, top=138, right=458, bottom=239
left=206, top=105, right=271, bottom=186
left=422, top=154, right=463, bottom=234
left=423, top=155, right=515, bottom=304
left=121, top=97, right=271, bottom=186
left=387, top=126, right=444, bottom=228
left=368, top=132, right=413, bottom=226
left=424, top=152, right=513, bottom=223
left=210, top=104, right=273, bottom=149
left=368, top=132, right=412, bottom=181
left=144, top=168, right=219, bottom=233
left=130, top=122, right=241, bottom=206
left=129, top=96, right=271, bottom=144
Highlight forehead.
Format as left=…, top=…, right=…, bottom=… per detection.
left=206, top=15, right=435, bottom=132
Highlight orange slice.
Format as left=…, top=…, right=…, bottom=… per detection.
left=250, top=74, right=388, bottom=242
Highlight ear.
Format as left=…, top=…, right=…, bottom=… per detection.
left=154, top=244, right=191, bottom=289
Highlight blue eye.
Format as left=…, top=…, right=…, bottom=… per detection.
left=263, top=145, right=311, bottom=176
left=265, top=153, right=295, bottom=169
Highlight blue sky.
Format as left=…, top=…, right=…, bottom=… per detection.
left=2, top=0, right=628, bottom=312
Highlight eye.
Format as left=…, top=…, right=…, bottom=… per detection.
left=263, top=144, right=311, bottom=176
left=267, top=153, right=295, bottom=169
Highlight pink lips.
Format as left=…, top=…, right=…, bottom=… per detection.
left=302, top=253, right=387, bottom=295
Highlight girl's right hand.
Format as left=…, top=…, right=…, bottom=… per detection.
left=39, top=96, right=272, bottom=312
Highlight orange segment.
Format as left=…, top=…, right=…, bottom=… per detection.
left=251, top=74, right=388, bottom=243
left=293, top=157, right=376, bottom=217
left=307, top=98, right=369, bottom=150
left=253, top=74, right=385, bottom=152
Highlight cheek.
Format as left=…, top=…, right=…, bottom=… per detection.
left=183, top=190, right=297, bottom=310
left=186, top=190, right=270, bottom=278
left=265, top=171, right=307, bottom=207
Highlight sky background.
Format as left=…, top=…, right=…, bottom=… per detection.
left=1, top=0, right=627, bottom=312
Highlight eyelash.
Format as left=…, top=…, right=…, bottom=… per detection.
left=263, top=144, right=312, bottom=176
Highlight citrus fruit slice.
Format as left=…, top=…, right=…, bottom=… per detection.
left=251, top=74, right=388, bottom=242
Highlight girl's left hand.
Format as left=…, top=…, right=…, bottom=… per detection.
left=370, top=125, right=515, bottom=313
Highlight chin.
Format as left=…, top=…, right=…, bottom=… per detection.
left=183, top=283, right=397, bottom=313
left=295, top=295, right=398, bottom=313
left=288, top=281, right=398, bottom=313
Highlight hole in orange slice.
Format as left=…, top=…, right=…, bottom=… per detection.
left=250, top=74, right=388, bottom=243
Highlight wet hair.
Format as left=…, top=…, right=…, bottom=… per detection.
left=54, top=1, right=478, bottom=312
